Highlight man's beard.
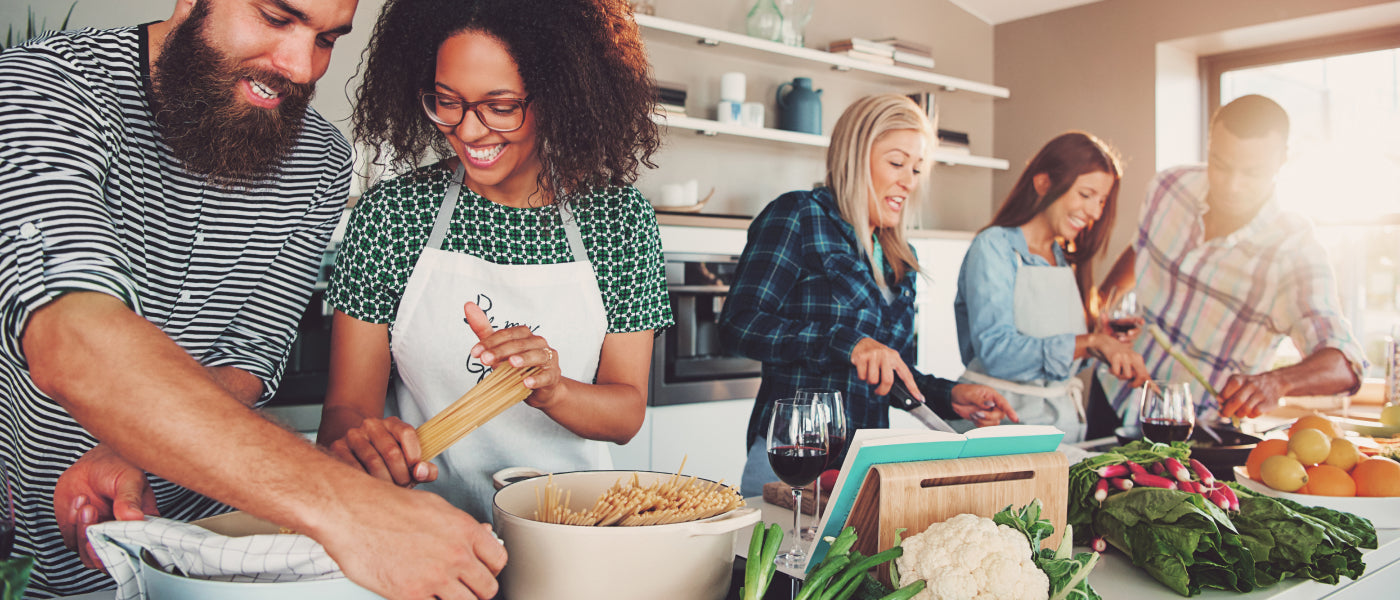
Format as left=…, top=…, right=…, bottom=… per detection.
left=152, top=2, right=314, bottom=185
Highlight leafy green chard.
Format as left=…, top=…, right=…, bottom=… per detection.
left=1, top=556, right=33, bottom=600
left=993, top=501, right=1102, bottom=600
left=1068, top=443, right=1378, bottom=596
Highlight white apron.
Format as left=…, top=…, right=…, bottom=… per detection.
left=388, top=166, right=611, bottom=522
left=959, top=248, right=1088, bottom=441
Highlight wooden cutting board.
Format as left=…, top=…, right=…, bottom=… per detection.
left=845, top=452, right=1068, bottom=584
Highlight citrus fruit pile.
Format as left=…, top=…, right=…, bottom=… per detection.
left=1245, top=414, right=1400, bottom=497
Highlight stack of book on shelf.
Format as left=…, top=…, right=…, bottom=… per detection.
left=937, top=128, right=971, bottom=155
left=654, top=80, right=687, bottom=117
left=872, top=37, right=936, bottom=70
left=826, top=38, right=897, bottom=65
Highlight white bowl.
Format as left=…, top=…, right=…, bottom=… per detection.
left=137, top=512, right=383, bottom=600
left=1232, top=466, right=1400, bottom=528
left=492, top=470, right=759, bottom=600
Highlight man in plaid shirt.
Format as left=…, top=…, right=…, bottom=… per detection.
left=1101, top=95, right=1365, bottom=424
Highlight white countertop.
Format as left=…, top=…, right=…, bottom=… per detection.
left=736, top=498, right=1400, bottom=600
left=57, top=501, right=1400, bottom=600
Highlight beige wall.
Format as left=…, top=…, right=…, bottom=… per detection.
left=993, top=0, right=1400, bottom=271
left=0, top=0, right=1000, bottom=229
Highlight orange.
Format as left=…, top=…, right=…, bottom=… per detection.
left=1247, top=439, right=1290, bottom=481
left=1353, top=458, right=1400, bottom=497
left=1289, top=415, right=1344, bottom=439
left=1299, top=464, right=1356, bottom=497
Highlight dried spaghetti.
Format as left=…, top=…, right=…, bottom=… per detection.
left=417, top=363, right=541, bottom=461
left=533, top=466, right=745, bottom=527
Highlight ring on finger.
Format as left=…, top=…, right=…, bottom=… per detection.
left=544, top=347, right=555, bottom=364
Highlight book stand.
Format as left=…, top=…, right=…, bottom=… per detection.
left=845, top=452, right=1069, bottom=585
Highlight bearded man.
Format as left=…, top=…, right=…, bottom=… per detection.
left=0, top=1, right=507, bottom=599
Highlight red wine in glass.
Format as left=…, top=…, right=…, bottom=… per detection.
left=1141, top=417, right=1194, bottom=442
left=768, top=445, right=828, bottom=487
left=1108, top=318, right=1138, bottom=335
left=825, top=435, right=847, bottom=469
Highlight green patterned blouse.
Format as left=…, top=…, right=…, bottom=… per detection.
left=328, top=163, right=673, bottom=334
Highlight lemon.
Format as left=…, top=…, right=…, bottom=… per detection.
left=1324, top=437, right=1363, bottom=472
left=1261, top=455, right=1309, bottom=492
left=1287, top=428, right=1332, bottom=465
left=1381, top=404, right=1400, bottom=429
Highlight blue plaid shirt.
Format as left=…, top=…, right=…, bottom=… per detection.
left=720, top=188, right=958, bottom=449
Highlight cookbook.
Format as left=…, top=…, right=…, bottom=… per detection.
left=805, top=424, right=1064, bottom=569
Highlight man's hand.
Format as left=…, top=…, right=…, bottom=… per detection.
left=1219, top=372, right=1289, bottom=419
left=53, top=444, right=159, bottom=569
left=950, top=384, right=1019, bottom=427
left=314, top=482, right=508, bottom=600
left=850, top=337, right=920, bottom=399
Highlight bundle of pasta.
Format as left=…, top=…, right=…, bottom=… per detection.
left=535, top=469, right=745, bottom=527
left=417, top=363, right=541, bottom=461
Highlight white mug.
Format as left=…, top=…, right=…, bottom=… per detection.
left=720, top=72, right=746, bottom=103
left=658, top=184, right=687, bottom=207
left=740, top=102, right=765, bottom=128
left=717, top=100, right=742, bottom=124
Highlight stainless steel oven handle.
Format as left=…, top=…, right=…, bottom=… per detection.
left=667, top=285, right=731, bottom=294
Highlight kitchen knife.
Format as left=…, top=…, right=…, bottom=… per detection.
left=888, top=378, right=958, bottom=433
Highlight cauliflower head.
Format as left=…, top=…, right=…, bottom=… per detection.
left=895, top=513, right=1049, bottom=600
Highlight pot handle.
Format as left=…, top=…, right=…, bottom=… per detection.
left=676, top=507, right=761, bottom=538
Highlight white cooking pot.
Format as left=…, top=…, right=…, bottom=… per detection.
left=492, top=470, right=760, bottom=600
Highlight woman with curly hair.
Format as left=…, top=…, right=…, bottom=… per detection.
left=316, top=0, right=672, bottom=523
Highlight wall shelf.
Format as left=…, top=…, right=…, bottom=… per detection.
left=654, top=114, right=1010, bottom=170
left=635, top=14, right=1010, bottom=99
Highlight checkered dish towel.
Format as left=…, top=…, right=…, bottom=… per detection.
left=89, top=516, right=345, bottom=600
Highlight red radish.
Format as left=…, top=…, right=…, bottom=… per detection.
left=1189, top=458, right=1215, bottom=486
left=1094, top=478, right=1109, bottom=502
left=1163, top=457, right=1191, bottom=482
left=1096, top=464, right=1130, bottom=479
left=1109, top=477, right=1134, bottom=491
left=1091, top=536, right=1107, bottom=552
left=1132, top=472, right=1178, bottom=490
left=1219, top=485, right=1239, bottom=511
left=1178, top=480, right=1198, bottom=494
left=1207, top=487, right=1230, bottom=510
left=1150, top=462, right=1166, bottom=476
left=1126, top=461, right=1149, bottom=478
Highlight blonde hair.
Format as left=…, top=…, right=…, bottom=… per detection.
left=824, top=94, right=936, bottom=288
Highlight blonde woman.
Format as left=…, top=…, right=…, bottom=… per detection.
left=719, top=94, right=1015, bottom=496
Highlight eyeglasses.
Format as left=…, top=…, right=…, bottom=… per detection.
left=419, top=92, right=533, bottom=132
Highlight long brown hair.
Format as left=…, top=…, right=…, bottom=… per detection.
left=988, top=131, right=1122, bottom=310
left=825, top=94, right=935, bottom=288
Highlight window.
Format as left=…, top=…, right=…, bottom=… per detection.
left=1205, top=29, right=1400, bottom=380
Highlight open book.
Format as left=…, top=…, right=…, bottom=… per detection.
left=804, top=424, right=1064, bottom=570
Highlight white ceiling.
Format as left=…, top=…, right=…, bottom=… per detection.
left=947, top=0, right=1108, bottom=25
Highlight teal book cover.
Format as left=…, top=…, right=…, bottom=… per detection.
left=802, top=424, right=1066, bottom=570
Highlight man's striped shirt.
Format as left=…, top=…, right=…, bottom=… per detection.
left=0, top=25, right=351, bottom=598
left=1102, top=165, right=1365, bottom=423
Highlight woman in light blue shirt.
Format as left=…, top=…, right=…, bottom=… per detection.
left=954, top=132, right=1148, bottom=441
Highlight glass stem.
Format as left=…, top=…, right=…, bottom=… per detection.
left=790, top=486, right=804, bottom=554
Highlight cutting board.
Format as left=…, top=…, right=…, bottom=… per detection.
left=845, top=452, right=1068, bottom=585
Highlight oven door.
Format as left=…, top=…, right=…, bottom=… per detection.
left=648, top=253, right=761, bottom=406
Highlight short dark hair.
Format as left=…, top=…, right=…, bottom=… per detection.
left=1212, top=94, right=1290, bottom=141
left=352, top=0, right=660, bottom=199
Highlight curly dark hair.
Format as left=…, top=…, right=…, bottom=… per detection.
left=351, top=0, right=660, bottom=199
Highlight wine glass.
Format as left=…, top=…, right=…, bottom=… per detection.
left=796, top=389, right=846, bottom=542
left=1105, top=288, right=1141, bottom=340
left=2, top=455, right=15, bottom=560
left=1139, top=381, right=1195, bottom=443
left=767, top=397, right=828, bottom=568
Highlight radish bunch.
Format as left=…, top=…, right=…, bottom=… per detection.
left=1092, top=457, right=1239, bottom=512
